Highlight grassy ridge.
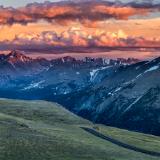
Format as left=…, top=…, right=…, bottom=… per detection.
left=0, top=98, right=160, bottom=160
left=100, top=125, right=160, bottom=153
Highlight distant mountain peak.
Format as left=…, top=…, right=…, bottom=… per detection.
left=62, top=56, right=76, bottom=62
left=7, top=50, right=32, bottom=64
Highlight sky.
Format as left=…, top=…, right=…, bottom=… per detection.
left=0, top=0, right=60, bottom=7
left=0, top=0, right=159, bottom=59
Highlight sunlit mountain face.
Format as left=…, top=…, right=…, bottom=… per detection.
left=0, top=0, right=159, bottom=59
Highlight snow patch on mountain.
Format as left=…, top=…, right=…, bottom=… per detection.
left=23, top=80, right=45, bottom=90
left=136, top=73, right=143, bottom=79
left=124, top=66, right=159, bottom=86
left=122, top=94, right=144, bottom=115
left=144, top=66, right=159, bottom=73
left=90, top=66, right=112, bottom=81
left=115, top=87, right=122, bottom=92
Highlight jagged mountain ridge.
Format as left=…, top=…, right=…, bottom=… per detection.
left=0, top=50, right=50, bottom=74
left=0, top=50, right=139, bottom=72
left=0, top=50, right=139, bottom=89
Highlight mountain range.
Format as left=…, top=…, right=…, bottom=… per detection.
left=0, top=50, right=159, bottom=136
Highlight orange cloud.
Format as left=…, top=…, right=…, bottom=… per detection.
left=0, top=29, right=159, bottom=53
left=0, top=1, right=159, bottom=26
left=92, top=5, right=149, bottom=20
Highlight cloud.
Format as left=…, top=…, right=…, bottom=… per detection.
left=0, top=0, right=159, bottom=25
left=0, top=28, right=159, bottom=53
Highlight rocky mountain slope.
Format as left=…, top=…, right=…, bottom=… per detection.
left=56, top=57, right=160, bottom=135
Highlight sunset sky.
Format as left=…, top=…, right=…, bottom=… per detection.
left=0, top=0, right=159, bottom=59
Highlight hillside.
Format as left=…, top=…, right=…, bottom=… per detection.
left=0, top=98, right=160, bottom=160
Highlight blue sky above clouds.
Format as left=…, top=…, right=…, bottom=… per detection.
left=0, top=0, right=60, bottom=7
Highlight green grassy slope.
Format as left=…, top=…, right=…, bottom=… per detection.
left=0, top=98, right=160, bottom=160
left=100, top=125, right=160, bottom=153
